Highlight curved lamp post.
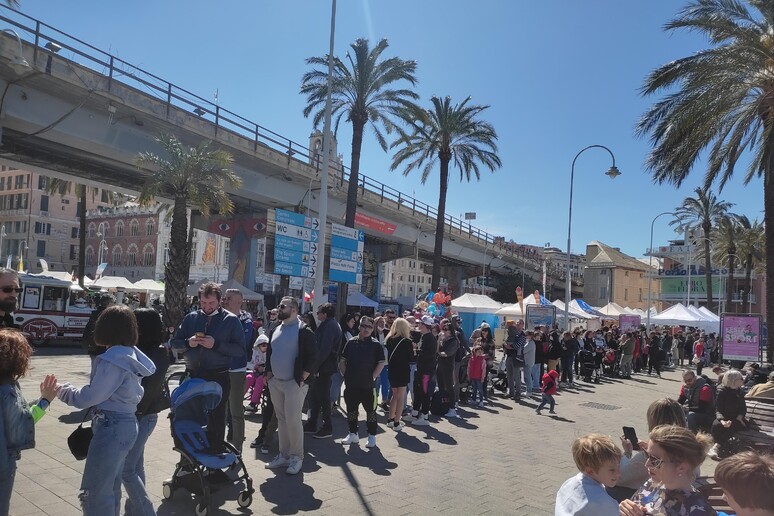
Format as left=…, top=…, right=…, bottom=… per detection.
left=565, top=145, right=620, bottom=330
left=646, top=211, right=675, bottom=329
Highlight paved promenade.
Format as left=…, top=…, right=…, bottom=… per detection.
left=10, top=349, right=714, bottom=515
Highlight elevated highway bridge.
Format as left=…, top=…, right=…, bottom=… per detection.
left=0, top=9, right=578, bottom=299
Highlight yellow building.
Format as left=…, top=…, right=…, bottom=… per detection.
left=582, top=240, right=658, bottom=310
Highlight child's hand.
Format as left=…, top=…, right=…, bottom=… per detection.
left=39, top=374, right=58, bottom=401
left=619, top=499, right=646, bottom=516
left=619, top=435, right=633, bottom=457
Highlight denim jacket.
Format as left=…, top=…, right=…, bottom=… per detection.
left=0, top=382, right=43, bottom=475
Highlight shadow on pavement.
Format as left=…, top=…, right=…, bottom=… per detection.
left=446, top=416, right=478, bottom=430
left=547, top=415, right=576, bottom=423
left=259, top=474, right=323, bottom=515
left=414, top=425, right=458, bottom=446
left=158, top=482, right=252, bottom=516
left=394, top=431, right=430, bottom=453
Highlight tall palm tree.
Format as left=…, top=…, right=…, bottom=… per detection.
left=136, top=134, right=240, bottom=330
left=391, top=96, right=501, bottom=290
left=671, top=188, right=732, bottom=310
left=736, top=216, right=765, bottom=313
left=301, top=38, right=418, bottom=228
left=637, top=0, right=774, bottom=360
left=709, top=214, right=740, bottom=313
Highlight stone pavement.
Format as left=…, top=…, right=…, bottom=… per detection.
left=10, top=349, right=716, bottom=515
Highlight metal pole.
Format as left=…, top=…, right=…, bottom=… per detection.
left=565, top=145, right=618, bottom=331
left=482, top=247, right=488, bottom=295
left=312, top=0, right=336, bottom=311
left=646, top=211, right=674, bottom=329
left=0, top=224, right=5, bottom=263
left=686, top=229, right=692, bottom=306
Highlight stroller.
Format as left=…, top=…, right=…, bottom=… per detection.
left=458, top=353, right=471, bottom=404
left=578, top=349, right=599, bottom=383
left=602, top=349, right=620, bottom=377
left=162, top=372, right=254, bottom=516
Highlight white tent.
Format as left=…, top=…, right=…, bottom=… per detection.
left=219, top=278, right=264, bottom=301
left=91, top=276, right=135, bottom=289
left=552, top=299, right=595, bottom=319
left=451, top=293, right=502, bottom=313
left=686, top=305, right=720, bottom=333
left=129, top=279, right=165, bottom=292
left=186, top=278, right=209, bottom=297
left=597, top=302, right=629, bottom=317
left=698, top=306, right=720, bottom=322
left=495, top=294, right=548, bottom=317
left=650, top=303, right=704, bottom=327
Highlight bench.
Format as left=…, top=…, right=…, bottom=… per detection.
left=695, top=476, right=734, bottom=514
left=737, top=398, right=774, bottom=452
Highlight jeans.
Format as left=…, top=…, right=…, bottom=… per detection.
left=227, top=371, right=246, bottom=451
left=330, top=371, right=344, bottom=405
left=406, top=363, right=417, bottom=406
left=0, top=453, right=17, bottom=516
left=309, top=373, right=332, bottom=430
left=531, top=364, right=542, bottom=392
left=536, top=393, right=555, bottom=412
left=524, top=362, right=535, bottom=394
left=122, top=413, right=157, bottom=516
left=560, top=357, right=574, bottom=383
left=80, top=410, right=138, bottom=516
left=506, top=356, right=524, bottom=397
left=375, top=366, right=390, bottom=402
left=687, top=411, right=714, bottom=433
left=620, top=355, right=633, bottom=377
left=470, top=379, right=484, bottom=403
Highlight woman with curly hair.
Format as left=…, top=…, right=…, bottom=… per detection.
left=0, top=329, right=57, bottom=516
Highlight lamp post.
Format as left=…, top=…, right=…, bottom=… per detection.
left=0, top=224, right=6, bottom=264
left=565, top=145, right=620, bottom=330
left=18, top=240, right=27, bottom=272
left=720, top=253, right=743, bottom=315
left=482, top=246, right=489, bottom=295
left=646, top=211, right=675, bottom=329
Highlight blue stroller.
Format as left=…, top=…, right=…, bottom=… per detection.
left=161, top=372, right=254, bottom=516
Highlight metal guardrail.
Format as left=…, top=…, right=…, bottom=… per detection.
left=0, top=7, right=556, bottom=268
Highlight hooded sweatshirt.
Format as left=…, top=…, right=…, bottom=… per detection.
left=57, top=345, right=155, bottom=413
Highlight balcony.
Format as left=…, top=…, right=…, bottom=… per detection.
left=731, top=293, right=757, bottom=304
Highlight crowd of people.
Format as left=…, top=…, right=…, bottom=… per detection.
left=2, top=263, right=774, bottom=516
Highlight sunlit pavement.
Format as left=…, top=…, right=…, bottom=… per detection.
left=11, top=349, right=712, bottom=515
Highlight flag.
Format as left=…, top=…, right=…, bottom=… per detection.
left=304, top=290, right=314, bottom=302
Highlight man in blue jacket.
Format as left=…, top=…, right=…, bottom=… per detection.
left=222, top=288, right=253, bottom=453
left=306, top=302, right=342, bottom=439
left=171, top=282, right=245, bottom=449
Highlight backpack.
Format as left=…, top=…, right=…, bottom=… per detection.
left=430, top=390, right=453, bottom=415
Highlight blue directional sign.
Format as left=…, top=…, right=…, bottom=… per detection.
left=329, top=223, right=364, bottom=285
left=274, top=209, right=318, bottom=279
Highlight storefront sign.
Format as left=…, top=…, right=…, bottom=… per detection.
left=660, top=277, right=722, bottom=295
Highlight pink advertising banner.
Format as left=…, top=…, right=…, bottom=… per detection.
left=619, top=315, right=641, bottom=333
left=720, top=314, right=762, bottom=362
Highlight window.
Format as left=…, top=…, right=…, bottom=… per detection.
left=36, top=240, right=46, bottom=257
left=190, top=242, right=197, bottom=265
left=146, top=219, right=155, bottom=236
left=112, top=246, right=122, bottom=266
left=69, top=245, right=77, bottom=260
left=76, top=200, right=82, bottom=218
left=600, top=286, right=607, bottom=299
left=625, top=271, right=629, bottom=277
left=101, top=190, right=109, bottom=203
left=34, top=222, right=51, bottom=235
left=639, top=288, right=643, bottom=302
left=624, top=288, right=628, bottom=301
left=600, top=269, right=608, bottom=275
left=37, top=176, right=48, bottom=190
left=142, top=244, right=154, bottom=266
left=223, top=240, right=230, bottom=266
left=115, top=221, right=124, bottom=237
left=163, top=243, right=169, bottom=265
left=85, top=247, right=94, bottom=266
left=71, top=227, right=79, bottom=239
left=130, top=220, right=139, bottom=237
left=14, top=175, right=23, bottom=189
left=88, top=223, right=96, bottom=238
left=127, top=245, right=138, bottom=266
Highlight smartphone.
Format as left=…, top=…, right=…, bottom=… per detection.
left=195, top=332, right=205, bottom=338
left=623, top=426, right=640, bottom=450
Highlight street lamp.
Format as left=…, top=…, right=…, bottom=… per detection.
left=720, top=253, right=743, bottom=315
left=565, top=145, right=620, bottom=330
left=646, top=211, right=675, bottom=329
left=18, top=240, right=27, bottom=272
left=0, top=224, right=6, bottom=264
left=482, top=246, right=489, bottom=295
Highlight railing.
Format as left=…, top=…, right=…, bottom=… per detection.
left=0, top=6, right=531, bottom=261
left=732, top=293, right=757, bottom=304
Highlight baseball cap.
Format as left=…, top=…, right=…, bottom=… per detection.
left=421, top=315, right=434, bottom=327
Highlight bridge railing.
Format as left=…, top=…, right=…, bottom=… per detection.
left=0, top=7, right=533, bottom=263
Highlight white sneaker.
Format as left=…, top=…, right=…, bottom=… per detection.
left=412, top=414, right=430, bottom=426
left=285, top=456, right=303, bottom=475
left=339, top=433, right=359, bottom=445
left=477, top=401, right=484, bottom=407
left=402, top=412, right=417, bottom=423
left=265, top=455, right=290, bottom=469
left=707, top=444, right=720, bottom=460
left=391, top=420, right=405, bottom=431
left=366, top=435, right=376, bottom=448
left=444, top=408, right=458, bottom=418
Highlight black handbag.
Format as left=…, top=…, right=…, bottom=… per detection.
left=67, top=409, right=93, bottom=460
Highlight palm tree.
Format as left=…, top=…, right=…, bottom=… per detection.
left=136, top=134, right=240, bottom=330
left=709, top=214, right=740, bottom=313
left=671, top=188, right=732, bottom=310
left=736, top=216, right=765, bottom=313
left=637, top=0, right=774, bottom=360
left=301, top=38, right=418, bottom=228
left=391, top=96, right=501, bottom=290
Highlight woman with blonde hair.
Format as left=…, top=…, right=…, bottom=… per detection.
left=708, top=369, right=747, bottom=460
left=385, top=318, right=413, bottom=430
left=619, top=425, right=715, bottom=516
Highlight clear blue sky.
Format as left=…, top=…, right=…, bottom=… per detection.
left=11, top=1, right=765, bottom=258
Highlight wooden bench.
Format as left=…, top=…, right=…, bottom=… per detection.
left=737, top=398, right=774, bottom=452
left=695, top=476, right=734, bottom=515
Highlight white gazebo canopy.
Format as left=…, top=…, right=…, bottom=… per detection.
left=219, top=278, right=264, bottom=301
left=451, top=293, right=502, bottom=313
left=552, top=299, right=595, bottom=319
left=129, top=279, right=165, bottom=292
left=597, top=302, right=629, bottom=317
left=91, top=276, right=135, bottom=289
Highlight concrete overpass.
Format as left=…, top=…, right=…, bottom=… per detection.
left=0, top=9, right=578, bottom=299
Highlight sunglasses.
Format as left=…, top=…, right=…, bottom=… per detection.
left=643, top=451, right=674, bottom=469
left=360, top=324, right=374, bottom=329
left=278, top=304, right=290, bottom=310
left=1, top=287, right=22, bottom=294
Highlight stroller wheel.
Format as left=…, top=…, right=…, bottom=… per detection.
left=195, top=502, right=209, bottom=516
left=162, top=483, right=174, bottom=500
left=237, top=491, right=253, bottom=508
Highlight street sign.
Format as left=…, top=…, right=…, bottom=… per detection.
left=274, top=208, right=318, bottom=279
left=329, top=223, right=364, bottom=285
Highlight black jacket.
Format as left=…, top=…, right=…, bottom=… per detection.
left=83, top=306, right=107, bottom=357
left=315, top=318, right=342, bottom=375
left=715, top=386, right=746, bottom=421
left=265, top=320, right=319, bottom=386
left=136, top=345, right=171, bottom=416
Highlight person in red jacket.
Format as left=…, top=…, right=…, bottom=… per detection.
left=535, top=369, right=559, bottom=415
left=467, top=346, right=487, bottom=407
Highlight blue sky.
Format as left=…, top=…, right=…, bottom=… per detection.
left=11, top=1, right=765, bottom=258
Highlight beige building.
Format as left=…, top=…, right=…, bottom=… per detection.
left=0, top=167, right=110, bottom=273
left=582, top=240, right=655, bottom=310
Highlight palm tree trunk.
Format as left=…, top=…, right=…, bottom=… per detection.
left=431, top=156, right=450, bottom=291
left=78, top=186, right=86, bottom=288
left=743, top=254, right=752, bottom=314
left=703, top=222, right=713, bottom=311
left=765, top=166, right=774, bottom=363
left=725, top=251, right=734, bottom=315
left=164, top=197, right=189, bottom=330
left=344, top=119, right=367, bottom=228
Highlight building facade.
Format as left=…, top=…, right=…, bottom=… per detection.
left=582, top=240, right=653, bottom=310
